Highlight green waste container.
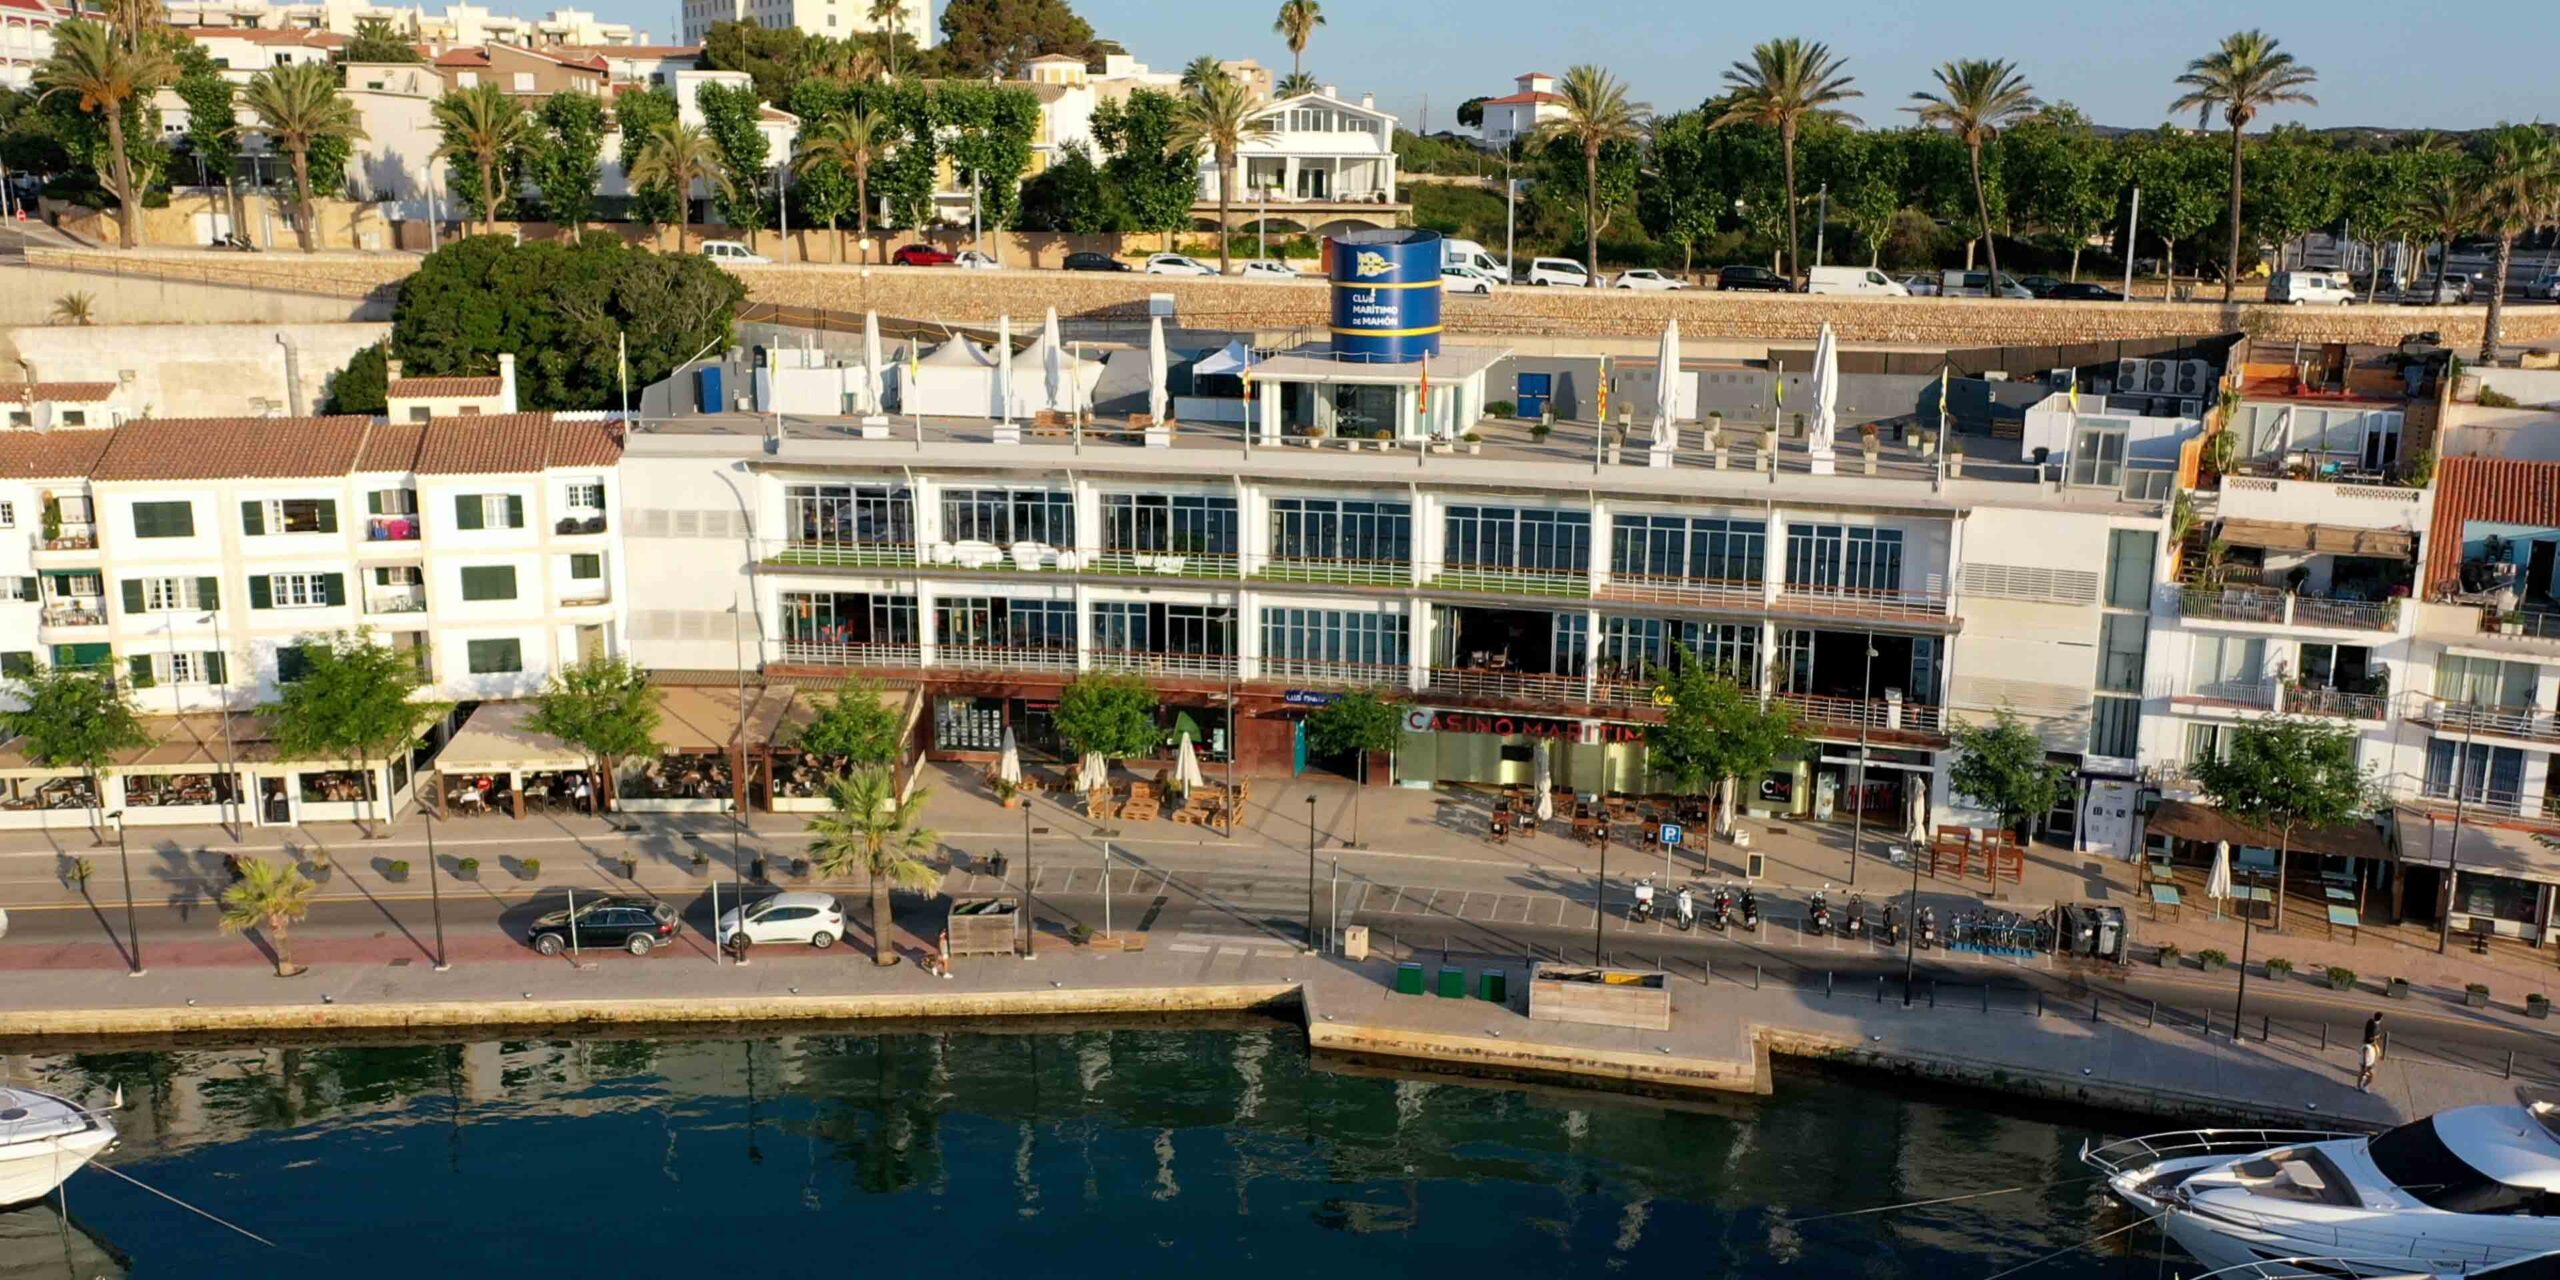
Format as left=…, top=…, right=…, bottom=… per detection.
left=1435, top=966, right=1467, bottom=998
left=1393, top=962, right=1426, bottom=995
left=1477, top=969, right=1508, bottom=1003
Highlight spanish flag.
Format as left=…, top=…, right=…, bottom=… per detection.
left=1417, top=354, right=1431, bottom=414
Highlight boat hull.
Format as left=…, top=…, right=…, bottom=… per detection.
left=0, top=1126, right=113, bottom=1209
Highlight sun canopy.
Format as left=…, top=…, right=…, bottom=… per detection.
left=1192, top=339, right=1253, bottom=379
left=2216, top=518, right=2415, bottom=560
left=2146, top=798, right=2389, bottom=861
left=436, top=701, right=585, bottom=773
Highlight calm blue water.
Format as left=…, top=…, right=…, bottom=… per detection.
left=12, top=1025, right=2162, bottom=1278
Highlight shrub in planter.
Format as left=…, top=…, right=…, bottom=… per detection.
left=1486, top=400, right=1516, bottom=419
left=455, top=856, right=480, bottom=879
left=2325, top=965, right=2356, bottom=991
left=2386, top=977, right=2411, bottom=999
left=385, top=859, right=410, bottom=881
left=2530, top=993, right=2551, bottom=1019
left=1461, top=431, right=1482, bottom=444
left=791, top=856, right=812, bottom=879
left=2465, top=982, right=2491, bottom=1008
left=1529, top=423, right=1554, bottom=440
left=1070, top=923, right=1094, bottom=944
left=2264, top=957, right=2293, bottom=979
left=2197, top=948, right=2228, bottom=972
left=689, top=850, right=709, bottom=871
left=518, top=857, right=542, bottom=879
left=2154, top=942, right=2182, bottom=967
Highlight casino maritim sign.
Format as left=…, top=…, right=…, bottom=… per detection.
left=1329, top=228, right=1443, bottom=362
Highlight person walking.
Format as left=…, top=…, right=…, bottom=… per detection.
left=2359, top=1012, right=2386, bottom=1091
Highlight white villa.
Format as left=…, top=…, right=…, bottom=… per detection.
left=1198, top=87, right=1404, bottom=234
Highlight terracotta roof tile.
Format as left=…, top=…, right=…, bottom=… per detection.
left=357, top=421, right=426, bottom=472
left=0, top=430, right=113, bottom=480
left=388, top=375, right=502, bottom=398
left=558, top=43, right=701, bottom=57
left=2, top=382, right=117, bottom=403
left=2427, top=456, right=2560, bottom=593
left=183, top=26, right=348, bottom=46
left=90, top=416, right=374, bottom=482
left=415, top=413, right=621, bottom=474
left=434, top=47, right=490, bottom=66
left=1480, top=91, right=1564, bottom=107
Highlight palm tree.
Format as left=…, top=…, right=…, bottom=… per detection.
left=236, top=62, right=365, bottom=253
left=1272, top=0, right=1324, bottom=80
left=2473, top=123, right=2559, bottom=363
left=1275, top=71, right=1319, bottom=99
left=431, top=82, right=531, bottom=235
left=803, top=35, right=881, bottom=85
left=220, top=857, right=318, bottom=977
left=1535, top=64, right=1648, bottom=286
left=2408, top=173, right=2477, bottom=305
left=35, top=19, right=175, bottom=250
left=100, top=0, right=162, bottom=50
left=1169, top=71, right=1274, bottom=275
left=806, top=768, right=941, bottom=967
left=866, top=0, right=905, bottom=76
left=628, top=120, right=732, bottom=254
left=2169, top=29, right=2318, bottom=303
left=48, top=291, right=94, bottom=325
left=1715, top=38, right=1860, bottom=281
left=1179, top=54, right=1228, bottom=91
left=795, top=108, right=890, bottom=263
left=1909, top=59, right=2038, bottom=292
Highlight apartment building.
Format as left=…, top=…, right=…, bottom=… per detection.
left=165, top=0, right=645, bottom=47
left=0, top=0, right=69, bottom=93
left=1477, top=72, right=1565, bottom=151
left=676, top=0, right=927, bottom=48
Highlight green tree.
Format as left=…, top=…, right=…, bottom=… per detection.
left=796, top=679, right=905, bottom=770
left=1947, top=709, right=2070, bottom=839
left=612, top=87, right=681, bottom=228
left=936, top=80, right=1040, bottom=232
left=36, top=18, right=176, bottom=249
left=337, top=15, right=422, bottom=64
left=1306, top=690, right=1401, bottom=846
left=324, top=341, right=390, bottom=414
left=2004, top=106, right=2117, bottom=279
left=866, top=0, right=909, bottom=74
left=1275, top=71, right=1319, bottom=99
left=1715, top=37, right=1859, bottom=280
left=1091, top=88, right=1199, bottom=240
left=937, top=0, right=1095, bottom=79
left=2169, top=29, right=2319, bottom=302
left=1644, top=658, right=1804, bottom=839
left=2472, top=123, right=2558, bottom=363
left=626, top=120, right=732, bottom=251
left=1909, top=58, right=2038, bottom=288
left=0, top=663, right=150, bottom=840
left=694, top=80, right=769, bottom=231
left=2122, top=126, right=2224, bottom=291
left=1641, top=110, right=1722, bottom=278
left=1455, top=95, right=1489, bottom=131
left=1052, top=673, right=1158, bottom=761
left=1272, top=0, right=1323, bottom=78
left=2338, top=147, right=2425, bottom=296
left=1169, top=70, right=1273, bottom=274
left=2407, top=170, right=2477, bottom=303
left=235, top=62, right=363, bottom=253
left=527, top=90, right=606, bottom=231
left=1528, top=130, right=1638, bottom=271
left=2243, top=125, right=2343, bottom=275
left=793, top=106, right=892, bottom=261
left=1534, top=63, right=1647, bottom=283
left=1017, top=140, right=1119, bottom=232
left=1830, top=128, right=1912, bottom=269
left=806, top=767, right=940, bottom=965
left=220, top=857, right=319, bottom=977
left=431, top=82, right=530, bottom=232
left=170, top=42, right=234, bottom=183
left=2189, top=715, right=2374, bottom=935
left=268, top=629, right=442, bottom=834
left=700, top=20, right=810, bottom=105
left=526, top=656, right=660, bottom=814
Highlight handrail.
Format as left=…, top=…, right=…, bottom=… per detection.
left=2080, top=1129, right=2357, bottom=1176
left=1775, top=691, right=1946, bottom=735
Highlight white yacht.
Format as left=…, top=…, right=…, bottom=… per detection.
left=2086, top=1103, right=2560, bottom=1277
left=2184, top=1252, right=2560, bottom=1279
left=0, top=1088, right=115, bottom=1209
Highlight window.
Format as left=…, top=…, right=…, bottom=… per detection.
left=1269, top=497, right=1411, bottom=563
left=1785, top=524, right=1904, bottom=594
left=142, top=651, right=223, bottom=685
left=243, top=497, right=337, bottom=535
left=2097, top=614, right=2147, bottom=694
left=2090, top=695, right=2141, bottom=759
left=368, top=488, right=417, bottom=517
left=1091, top=602, right=1232, bottom=655
left=128, top=577, right=216, bottom=612
left=60, top=410, right=85, bottom=427
left=2435, top=654, right=2536, bottom=708
left=0, top=501, right=13, bottom=528
left=512, top=72, right=534, bottom=91
left=1443, top=506, right=1591, bottom=574
left=2187, top=634, right=2266, bottom=694
left=275, top=644, right=315, bottom=683
left=1611, top=514, right=1765, bottom=584
left=1102, top=493, right=1238, bottom=557
left=2426, top=738, right=2523, bottom=812
left=787, top=483, right=912, bottom=546
left=453, top=494, right=526, bottom=530
left=2105, top=530, right=2157, bottom=611
left=2367, top=1117, right=2556, bottom=1215
left=256, top=572, right=343, bottom=609
left=376, top=566, right=423, bottom=587
left=1, top=577, right=32, bottom=602
left=782, top=591, right=917, bottom=647
left=131, top=501, right=194, bottom=539
left=460, top=566, right=519, bottom=601
left=939, top=488, right=1074, bottom=547
left=1598, top=616, right=1759, bottom=683
left=1260, top=608, right=1408, bottom=666
left=0, top=652, right=31, bottom=678
left=934, top=597, right=1074, bottom=649
left=562, top=481, right=605, bottom=510
left=2067, top=419, right=2129, bottom=488
left=467, top=638, right=524, bottom=674
left=569, top=553, right=603, bottom=580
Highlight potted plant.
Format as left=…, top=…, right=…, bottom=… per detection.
left=1070, top=922, right=1094, bottom=945
left=791, top=855, right=812, bottom=879
left=750, top=854, right=769, bottom=881
left=1702, top=410, right=1724, bottom=448
left=518, top=857, right=542, bottom=879
left=1462, top=431, right=1483, bottom=456
left=2265, top=957, right=2293, bottom=980
left=993, top=776, right=1022, bottom=809
left=384, top=859, right=410, bottom=882
left=2465, top=981, right=2491, bottom=1008
left=2154, top=942, right=2182, bottom=967
left=456, top=856, right=480, bottom=880
left=689, top=849, right=709, bottom=872
left=2196, top=947, right=2228, bottom=972
left=1946, top=438, right=1966, bottom=478
left=2530, top=992, right=2550, bottom=1019
left=1529, top=421, right=1553, bottom=441
left=1485, top=399, right=1516, bottom=420
left=2323, top=964, right=2355, bottom=991
left=66, top=857, right=93, bottom=889
left=2386, top=976, right=2410, bottom=999
left=617, top=854, right=637, bottom=878
left=1914, top=428, right=1937, bottom=457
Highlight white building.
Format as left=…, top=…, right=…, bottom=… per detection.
left=1478, top=71, right=1565, bottom=150
left=1201, top=88, right=1402, bottom=233
left=676, top=0, right=926, bottom=47
left=0, top=0, right=71, bottom=91
left=165, top=0, right=645, bottom=46
left=180, top=26, right=348, bottom=80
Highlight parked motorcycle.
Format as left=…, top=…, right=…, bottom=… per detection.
left=1629, top=876, right=1656, bottom=924
left=1918, top=906, right=1938, bottom=950
left=1844, top=893, right=1866, bottom=940
left=1673, top=885, right=1696, bottom=932
left=1807, top=888, right=1833, bottom=937
left=1740, top=888, right=1761, bottom=932
left=1882, top=901, right=1903, bottom=946
left=1711, top=885, right=1733, bottom=932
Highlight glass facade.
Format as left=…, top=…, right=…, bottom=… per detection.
left=1612, top=514, right=1765, bottom=583
left=1103, top=494, right=1239, bottom=557
left=781, top=591, right=918, bottom=647
left=1443, top=507, right=1590, bottom=573
left=787, top=483, right=912, bottom=545
left=1261, top=608, right=1408, bottom=665
left=940, top=488, right=1074, bottom=547
left=1091, top=602, right=1234, bottom=655
left=1597, top=616, right=1759, bottom=683
left=933, top=597, right=1075, bottom=649
left=1785, top=524, right=1904, bottom=593
left=1270, top=498, right=1411, bottom=563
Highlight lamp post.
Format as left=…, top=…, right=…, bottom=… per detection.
left=2438, top=711, right=2478, bottom=956
left=1848, top=635, right=1876, bottom=887
left=1901, top=804, right=1923, bottom=1005
left=1305, top=793, right=1318, bottom=953
left=2230, top=867, right=2260, bottom=1040
left=109, top=813, right=141, bottom=976
left=1814, top=182, right=1828, bottom=270
left=425, top=805, right=448, bottom=971
left=1594, top=818, right=1610, bottom=963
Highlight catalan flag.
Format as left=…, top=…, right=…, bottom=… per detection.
left=1938, top=366, right=1950, bottom=420
left=1417, top=354, right=1431, bottom=414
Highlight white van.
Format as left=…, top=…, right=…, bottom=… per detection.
left=1518, top=257, right=1593, bottom=287
left=1440, top=238, right=1507, bottom=278
left=2268, top=270, right=2354, bottom=305
left=1806, top=266, right=1910, bottom=297
left=1939, top=269, right=2032, bottom=299
left=701, top=239, right=771, bottom=265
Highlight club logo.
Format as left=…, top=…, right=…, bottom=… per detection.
left=1353, top=251, right=1393, bottom=278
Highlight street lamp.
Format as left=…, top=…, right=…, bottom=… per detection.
left=425, top=805, right=448, bottom=971
left=2230, top=866, right=2262, bottom=1040
left=1901, top=805, right=1923, bottom=1005
left=109, top=813, right=141, bottom=977
left=1848, top=636, right=1877, bottom=887
left=1305, top=794, right=1318, bottom=953
left=1594, top=817, right=1611, bottom=963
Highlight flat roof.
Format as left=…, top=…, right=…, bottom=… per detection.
left=1246, top=343, right=1510, bottom=384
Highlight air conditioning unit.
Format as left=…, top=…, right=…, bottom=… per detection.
left=2116, top=358, right=2147, bottom=392
left=2093, top=377, right=2114, bottom=396
left=2146, top=359, right=2174, bottom=392
left=2178, top=398, right=2202, bottom=419
left=2148, top=396, right=2173, bottom=418
left=2176, top=360, right=2211, bottom=395
left=2049, top=367, right=2076, bottom=388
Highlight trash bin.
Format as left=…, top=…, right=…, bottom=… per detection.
left=1477, top=969, right=1508, bottom=1003
left=1435, top=966, right=1467, bottom=998
left=1342, top=925, right=1371, bottom=961
left=1393, top=962, right=1426, bottom=995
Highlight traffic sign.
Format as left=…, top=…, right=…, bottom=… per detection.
left=1659, top=823, right=1683, bottom=847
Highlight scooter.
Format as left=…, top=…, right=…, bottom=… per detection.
left=1673, top=886, right=1696, bottom=932
left=1711, top=885, right=1733, bottom=932
left=1629, top=876, right=1656, bottom=924
left=1807, top=888, right=1832, bottom=937
left=1881, top=901, right=1903, bottom=946
left=1740, top=888, right=1761, bottom=932
left=1844, top=894, right=1866, bottom=941
left=1918, top=906, right=1938, bottom=950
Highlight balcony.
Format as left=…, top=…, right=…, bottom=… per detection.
left=364, top=517, right=422, bottom=543
left=1252, top=556, right=1412, bottom=589
left=1422, top=667, right=1660, bottom=713
left=364, top=586, right=427, bottom=616
left=2287, top=684, right=2388, bottom=722
left=769, top=541, right=919, bottom=570
left=1090, top=549, right=1242, bottom=579
left=1427, top=564, right=1591, bottom=599
left=778, top=640, right=922, bottom=668
left=2178, top=583, right=2400, bottom=632
left=1596, top=574, right=1766, bottom=612
left=39, top=599, right=105, bottom=629
left=2414, top=699, right=2560, bottom=746
left=1773, top=583, right=1954, bottom=626
left=934, top=645, right=1079, bottom=675
left=1089, top=649, right=1238, bottom=680
left=2171, top=679, right=2281, bottom=712
left=561, top=588, right=612, bottom=609
left=35, top=524, right=96, bottom=552
left=1257, top=657, right=1410, bottom=690
left=1775, top=692, right=1947, bottom=739
left=555, top=514, right=609, bottom=536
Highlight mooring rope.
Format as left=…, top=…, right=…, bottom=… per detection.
left=84, top=1162, right=278, bottom=1249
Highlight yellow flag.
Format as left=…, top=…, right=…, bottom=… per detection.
left=1774, top=370, right=1786, bottom=407
left=1938, top=367, right=1950, bottom=418
left=2068, top=367, right=2081, bottom=415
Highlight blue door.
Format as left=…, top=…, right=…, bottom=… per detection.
left=1515, top=372, right=1552, bottom=419
left=1292, top=720, right=1309, bottom=776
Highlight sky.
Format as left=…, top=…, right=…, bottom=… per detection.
left=603, top=0, right=2556, bottom=134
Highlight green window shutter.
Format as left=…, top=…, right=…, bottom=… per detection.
left=120, top=580, right=144, bottom=614
left=249, top=575, right=273, bottom=610
left=505, top=495, right=525, bottom=528
left=241, top=501, right=263, bottom=536
left=461, top=566, right=516, bottom=601
left=367, top=490, right=384, bottom=516
left=571, top=553, right=601, bottom=580
left=455, top=495, right=483, bottom=530
left=197, top=577, right=219, bottom=609
left=15, top=577, right=32, bottom=601
left=127, top=655, right=150, bottom=686
left=315, top=501, right=338, bottom=534
left=322, top=573, right=346, bottom=607
left=205, top=651, right=227, bottom=685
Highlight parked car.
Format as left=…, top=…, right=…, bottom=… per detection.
left=1804, top=265, right=1909, bottom=296
left=953, top=250, right=1001, bottom=271
left=1611, top=268, right=1688, bottom=291
left=2044, top=282, right=2126, bottom=302
left=891, top=243, right=956, bottom=267
left=1061, top=251, right=1131, bottom=272
left=1899, top=273, right=1941, bottom=296
left=2267, top=270, right=2354, bottom=305
left=1715, top=264, right=1791, bottom=292
left=716, top=891, right=846, bottom=951
left=525, top=896, right=679, bottom=957
left=2016, top=274, right=2065, bottom=298
left=700, top=240, right=770, bottom=265
left=1145, top=253, right=1217, bottom=276
left=2440, top=272, right=2476, bottom=303
left=2533, top=273, right=2560, bottom=301
left=1237, top=259, right=1300, bottom=280
left=1441, top=264, right=1498, bottom=295
left=1517, top=256, right=1593, bottom=287
left=1938, top=269, right=2034, bottom=299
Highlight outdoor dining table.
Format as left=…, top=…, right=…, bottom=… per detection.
left=2149, top=883, right=2182, bottom=921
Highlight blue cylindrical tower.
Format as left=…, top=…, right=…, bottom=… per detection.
left=1328, top=228, right=1442, bottom=362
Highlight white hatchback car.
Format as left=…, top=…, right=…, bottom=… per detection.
left=717, top=891, right=847, bottom=950
left=1611, top=268, right=1688, bottom=291
left=700, top=239, right=771, bottom=265
left=1441, top=265, right=1499, bottom=295
left=953, top=250, right=1001, bottom=271
left=1145, top=253, right=1217, bottom=276
left=1237, top=259, right=1299, bottom=280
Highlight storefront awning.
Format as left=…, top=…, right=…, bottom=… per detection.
left=2215, top=518, right=2414, bottom=559
left=2393, top=808, right=2560, bottom=883
left=437, top=701, right=587, bottom=774
left=653, top=684, right=808, bottom=754
left=0, top=712, right=277, bottom=774
left=2146, top=798, right=2389, bottom=861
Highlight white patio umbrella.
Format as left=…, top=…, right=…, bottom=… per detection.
left=1147, top=313, right=1169, bottom=424
left=1806, top=320, right=1839, bottom=465
left=1904, top=783, right=1929, bottom=844
left=1042, top=306, right=1066, bottom=413
left=2206, top=840, right=2234, bottom=919
left=1533, top=740, right=1554, bottom=821
left=862, top=311, right=886, bottom=415
left=995, top=725, right=1022, bottom=788
left=1077, top=751, right=1108, bottom=794
left=993, top=314, right=1015, bottom=423
left=1652, top=318, right=1682, bottom=449
left=1174, top=733, right=1205, bottom=793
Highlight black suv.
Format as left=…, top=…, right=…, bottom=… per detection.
left=1717, top=264, right=1791, bottom=292
left=526, top=896, right=678, bottom=956
left=1062, top=251, right=1131, bottom=272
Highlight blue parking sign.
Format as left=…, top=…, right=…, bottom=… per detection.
left=1659, top=823, right=1683, bottom=847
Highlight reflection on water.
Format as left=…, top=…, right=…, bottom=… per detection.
left=4, top=1025, right=2161, bottom=1278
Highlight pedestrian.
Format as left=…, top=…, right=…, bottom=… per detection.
left=935, top=929, right=954, bottom=979
left=2359, top=1012, right=2385, bottom=1091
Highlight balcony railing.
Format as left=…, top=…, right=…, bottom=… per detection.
left=1774, top=582, right=1953, bottom=623
left=2292, top=595, right=2400, bottom=631
left=1252, top=555, right=1413, bottom=589
left=1428, top=563, right=1592, bottom=599
left=364, top=586, right=427, bottom=615
left=1090, top=549, right=1242, bottom=579
left=934, top=645, right=1079, bottom=675
left=2178, top=583, right=2400, bottom=631
left=770, top=541, right=920, bottom=569
left=2418, top=699, right=2560, bottom=744
left=364, top=517, right=421, bottom=543
left=1427, top=667, right=1595, bottom=706
left=1596, top=574, right=1767, bottom=611
left=2175, top=679, right=2281, bottom=710
left=36, top=524, right=96, bottom=552
left=2416, top=781, right=2527, bottom=818
left=1776, top=692, right=1946, bottom=736
left=1257, top=657, right=1410, bottom=689
left=2482, top=608, right=2560, bottom=644
left=779, top=640, right=923, bottom=668
left=39, top=600, right=105, bottom=627
left=561, top=589, right=612, bottom=608
left=2287, top=685, right=2388, bottom=721
left=1089, top=649, right=1238, bottom=679
left=2180, top=583, right=2286, bottom=624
